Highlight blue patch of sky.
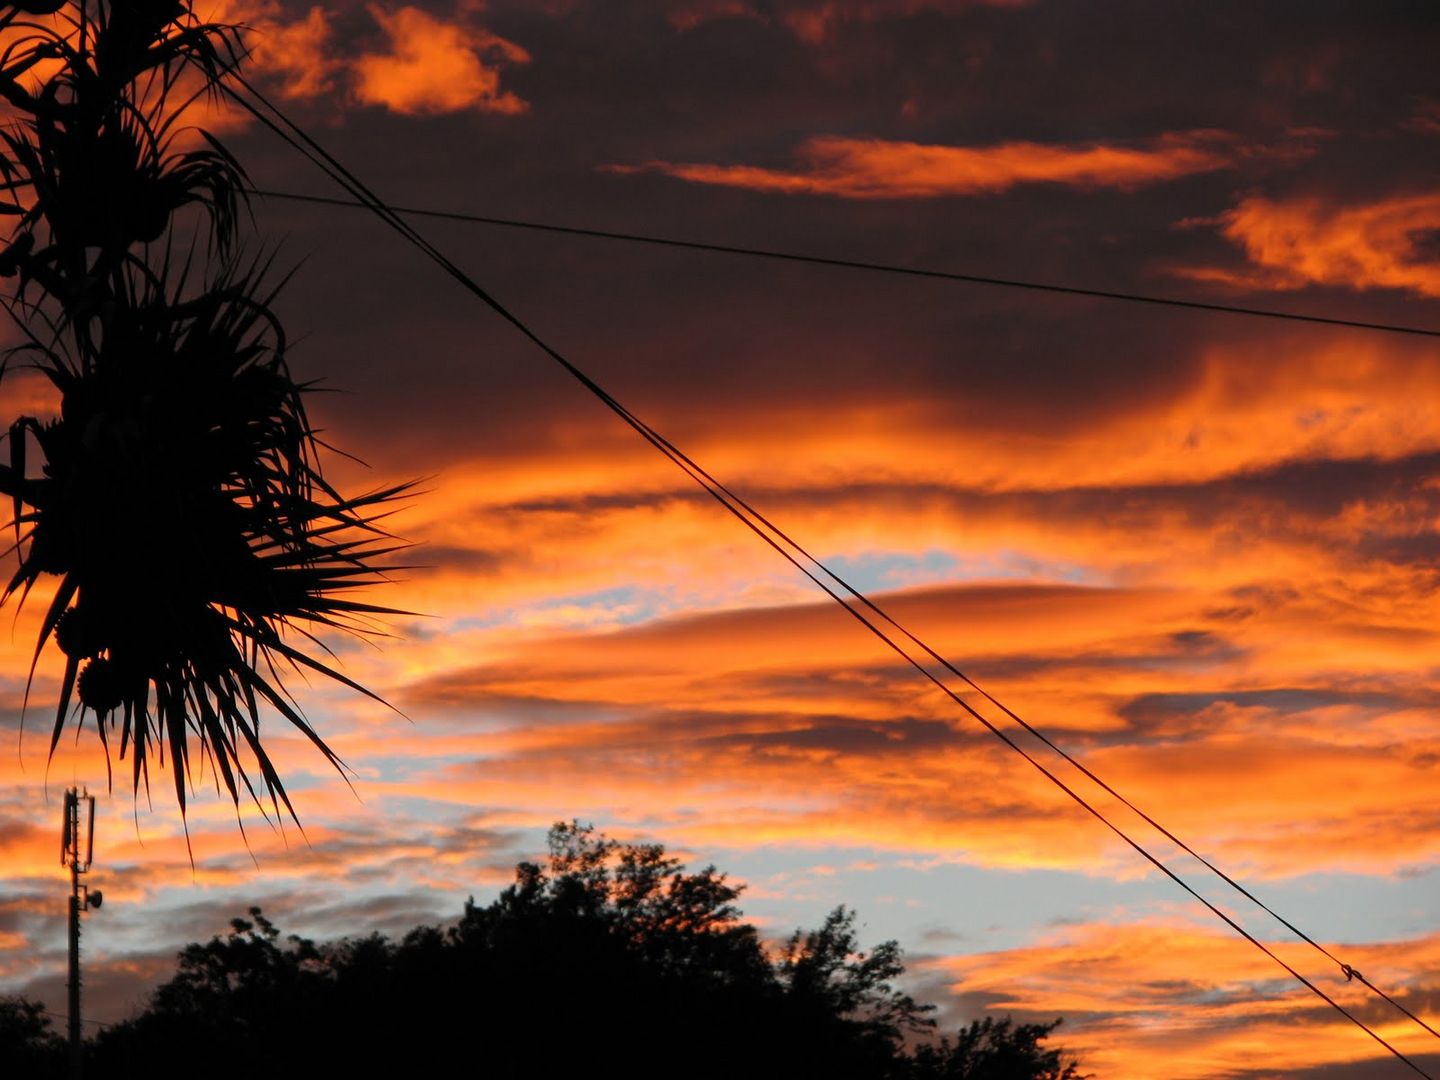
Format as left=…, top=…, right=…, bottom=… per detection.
left=1251, top=868, right=1440, bottom=942
left=682, top=845, right=1440, bottom=964
left=692, top=845, right=1163, bottom=954
left=451, top=584, right=668, bottom=632
left=451, top=549, right=1101, bottom=636
left=823, top=548, right=1098, bottom=595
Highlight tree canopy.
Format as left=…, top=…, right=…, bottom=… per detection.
left=12, top=823, right=1089, bottom=1079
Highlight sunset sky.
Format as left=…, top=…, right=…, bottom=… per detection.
left=3, top=2, right=1440, bottom=1076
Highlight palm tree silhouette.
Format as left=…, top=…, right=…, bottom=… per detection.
left=0, top=2, right=407, bottom=821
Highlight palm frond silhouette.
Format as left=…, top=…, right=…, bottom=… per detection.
left=0, top=1, right=409, bottom=820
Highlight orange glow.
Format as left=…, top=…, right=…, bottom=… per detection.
left=929, top=923, right=1440, bottom=1078
left=3, top=331, right=1434, bottom=882
left=610, top=132, right=1236, bottom=198
left=1184, top=192, right=1440, bottom=297
left=352, top=5, right=530, bottom=116
left=0, top=10, right=1436, bottom=1078
left=244, top=4, right=339, bottom=99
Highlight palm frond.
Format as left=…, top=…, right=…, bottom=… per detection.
left=0, top=4, right=412, bottom=821
left=0, top=257, right=412, bottom=816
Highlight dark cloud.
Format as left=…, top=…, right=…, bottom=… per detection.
left=1118, top=686, right=1420, bottom=729
left=1249, top=1056, right=1440, bottom=1080
left=702, top=713, right=957, bottom=756
left=227, top=0, right=1440, bottom=477
left=405, top=544, right=507, bottom=574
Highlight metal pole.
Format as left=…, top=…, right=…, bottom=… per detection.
left=62, top=788, right=94, bottom=1080
left=68, top=868, right=81, bottom=1079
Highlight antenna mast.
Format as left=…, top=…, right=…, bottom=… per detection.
left=61, top=788, right=102, bottom=1079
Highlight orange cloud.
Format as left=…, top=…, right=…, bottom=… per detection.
left=245, top=4, right=340, bottom=99
left=366, top=558, right=1440, bottom=879
left=5, top=221, right=1440, bottom=1080
left=609, top=132, right=1234, bottom=198
left=928, top=922, right=1440, bottom=1079
left=1183, top=192, right=1440, bottom=297
left=191, top=2, right=529, bottom=116
left=5, top=325, right=1438, bottom=879
left=352, top=5, right=529, bottom=116
left=302, top=331, right=1440, bottom=663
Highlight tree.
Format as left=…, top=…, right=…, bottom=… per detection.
left=0, top=995, right=64, bottom=1078
left=90, top=823, right=1089, bottom=1079
left=780, top=905, right=934, bottom=1031
left=909, top=1018, right=1086, bottom=1080
left=0, top=1, right=406, bottom=819
left=453, top=819, right=771, bottom=986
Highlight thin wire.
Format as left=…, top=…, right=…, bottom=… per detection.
left=39, top=1007, right=106, bottom=1030
left=634, top=446, right=1440, bottom=1038
left=224, top=76, right=1438, bottom=1076
left=248, top=188, right=1440, bottom=341
left=230, top=77, right=1440, bottom=1074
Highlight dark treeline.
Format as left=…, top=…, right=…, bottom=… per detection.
left=4, top=823, right=1087, bottom=1079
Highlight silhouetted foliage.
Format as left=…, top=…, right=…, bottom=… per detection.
left=909, top=1018, right=1086, bottom=1080
left=0, top=1, right=408, bottom=819
left=0, top=995, right=64, bottom=1078
left=89, top=823, right=1087, bottom=1079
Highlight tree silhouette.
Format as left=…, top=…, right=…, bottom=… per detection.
left=87, top=823, right=1088, bottom=1079
left=910, top=1018, right=1086, bottom=1080
left=0, top=2, right=406, bottom=818
left=0, top=995, right=64, bottom=1078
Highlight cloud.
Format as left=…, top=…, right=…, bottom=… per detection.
left=0, top=2, right=529, bottom=131
left=779, top=1, right=1031, bottom=44
left=925, top=921, right=1440, bottom=1079
left=666, top=0, right=764, bottom=32
left=1180, top=193, right=1440, bottom=297
left=352, top=5, right=530, bottom=116
left=191, top=2, right=530, bottom=117
left=4, top=8, right=1440, bottom=1078
left=1404, top=98, right=1440, bottom=136
left=383, top=562, right=1440, bottom=878
left=608, top=132, right=1235, bottom=199
left=244, top=4, right=341, bottom=99
left=665, top=0, right=1030, bottom=42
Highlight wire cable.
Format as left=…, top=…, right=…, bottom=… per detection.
left=239, top=190, right=1440, bottom=1050
left=230, top=75, right=1440, bottom=1074
left=223, top=76, right=1439, bottom=1077
left=248, top=187, right=1440, bottom=341
left=38, top=1007, right=106, bottom=1030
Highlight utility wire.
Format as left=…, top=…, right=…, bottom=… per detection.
left=232, top=77, right=1440, bottom=1074
left=39, top=1007, right=106, bottom=1030
left=237, top=194, right=1440, bottom=1042
left=248, top=187, right=1440, bottom=341
left=225, top=77, right=1438, bottom=1077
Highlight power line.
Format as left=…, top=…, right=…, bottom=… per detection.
left=249, top=187, right=1440, bottom=341
left=39, top=1007, right=106, bottom=1030
left=234, top=81, right=1440, bottom=1078
left=227, top=79, right=1438, bottom=1078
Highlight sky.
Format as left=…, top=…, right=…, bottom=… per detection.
left=2, top=2, right=1440, bottom=1076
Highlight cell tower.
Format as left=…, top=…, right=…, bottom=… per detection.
left=61, top=788, right=102, bottom=1079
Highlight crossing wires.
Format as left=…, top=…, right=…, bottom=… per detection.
left=223, top=73, right=1439, bottom=1078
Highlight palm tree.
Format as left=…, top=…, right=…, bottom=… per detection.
left=0, top=1, right=407, bottom=820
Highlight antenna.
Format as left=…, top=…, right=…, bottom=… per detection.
left=85, top=795, right=94, bottom=869
left=61, top=787, right=101, bottom=1079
